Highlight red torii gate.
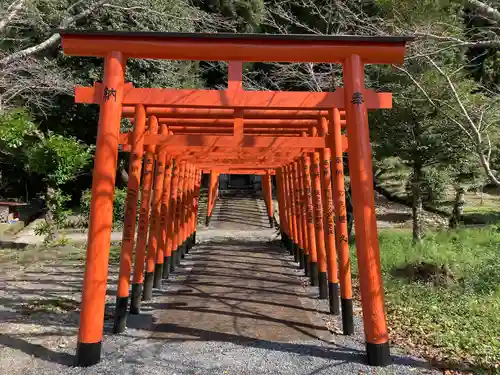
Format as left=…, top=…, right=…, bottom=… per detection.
left=59, top=29, right=412, bottom=368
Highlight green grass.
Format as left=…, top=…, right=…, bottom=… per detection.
left=0, top=244, right=122, bottom=265
left=462, top=193, right=500, bottom=226
left=351, top=227, right=500, bottom=372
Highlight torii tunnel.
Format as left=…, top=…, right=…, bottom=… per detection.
left=58, top=30, right=413, bottom=368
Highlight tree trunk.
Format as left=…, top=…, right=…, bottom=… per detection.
left=45, top=185, right=58, bottom=241
left=449, top=187, right=465, bottom=229
left=117, top=156, right=129, bottom=187
left=412, top=163, right=423, bottom=244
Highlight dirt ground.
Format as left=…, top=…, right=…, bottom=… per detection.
left=0, top=193, right=445, bottom=375
left=0, top=233, right=440, bottom=375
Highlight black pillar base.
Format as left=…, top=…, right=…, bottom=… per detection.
left=181, top=242, right=186, bottom=258
left=193, top=231, right=197, bottom=246
left=281, top=231, right=287, bottom=247
left=170, top=250, right=177, bottom=272
left=129, top=283, right=143, bottom=315
left=341, top=298, right=355, bottom=335
left=153, top=263, right=163, bottom=288
left=298, top=248, right=304, bottom=268
left=319, top=272, right=328, bottom=299
left=162, top=256, right=171, bottom=279
left=268, top=216, right=274, bottom=228
left=76, top=341, right=101, bottom=367
left=328, top=282, right=340, bottom=315
left=293, top=243, right=299, bottom=263
left=112, top=296, right=128, bottom=334
left=304, top=253, right=309, bottom=276
left=286, top=235, right=293, bottom=255
left=309, top=261, right=318, bottom=286
left=142, top=271, right=154, bottom=301
left=366, top=342, right=391, bottom=366
left=176, top=246, right=182, bottom=266
left=205, top=215, right=211, bottom=226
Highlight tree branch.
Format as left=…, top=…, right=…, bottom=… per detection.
left=465, top=0, right=500, bottom=23
left=0, top=0, right=110, bottom=66
left=414, top=32, right=500, bottom=48
left=0, top=0, right=26, bottom=33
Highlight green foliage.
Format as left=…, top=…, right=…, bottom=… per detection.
left=80, top=187, right=141, bottom=228
left=0, top=109, right=37, bottom=148
left=26, top=132, right=92, bottom=186
left=351, top=227, right=500, bottom=371
left=34, top=189, right=72, bottom=244
left=0, top=109, right=92, bottom=241
left=405, top=168, right=450, bottom=204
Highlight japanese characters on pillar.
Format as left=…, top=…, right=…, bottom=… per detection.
left=150, top=124, right=168, bottom=289
left=311, top=151, right=328, bottom=299
left=292, top=161, right=305, bottom=270
left=318, top=116, right=340, bottom=315
left=130, top=115, right=158, bottom=314
left=329, top=107, right=354, bottom=333
left=113, top=103, right=146, bottom=334
left=302, top=155, right=318, bottom=286
left=158, top=155, right=173, bottom=279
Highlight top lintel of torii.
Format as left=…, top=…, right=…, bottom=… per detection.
left=58, top=29, right=413, bottom=64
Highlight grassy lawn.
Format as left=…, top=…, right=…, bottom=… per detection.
left=352, top=227, right=500, bottom=373
left=462, top=193, right=500, bottom=226
left=0, top=244, right=122, bottom=265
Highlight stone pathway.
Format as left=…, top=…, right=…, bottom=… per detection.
left=151, top=240, right=328, bottom=343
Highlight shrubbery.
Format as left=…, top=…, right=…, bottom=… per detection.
left=80, top=187, right=141, bottom=229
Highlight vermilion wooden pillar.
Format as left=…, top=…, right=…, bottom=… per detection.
left=293, top=161, right=306, bottom=270
left=177, top=162, right=186, bottom=262
left=184, top=165, right=193, bottom=254
left=281, top=166, right=293, bottom=255
left=287, top=165, right=300, bottom=262
left=158, top=156, right=173, bottom=280
left=162, top=159, right=177, bottom=280
left=130, top=116, right=158, bottom=314
left=276, top=168, right=289, bottom=251
left=143, top=121, right=167, bottom=297
left=297, top=157, right=305, bottom=273
left=179, top=163, right=191, bottom=258
left=330, top=108, right=354, bottom=332
left=206, top=170, right=217, bottom=226
left=167, top=161, right=179, bottom=272
left=344, top=55, right=390, bottom=366
left=113, top=104, right=146, bottom=334
left=186, top=165, right=195, bottom=253
left=174, top=161, right=186, bottom=267
left=76, top=51, right=125, bottom=367
left=192, top=169, right=201, bottom=245
left=311, top=151, right=328, bottom=298
left=302, top=155, right=318, bottom=285
left=318, top=116, right=341, bottom=315
left=263, top=172, right=274, bottom=227
left=151, top=124, right=169, bottom=289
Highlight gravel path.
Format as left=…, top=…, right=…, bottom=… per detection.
left=0, top=197, right=441, bottom=375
